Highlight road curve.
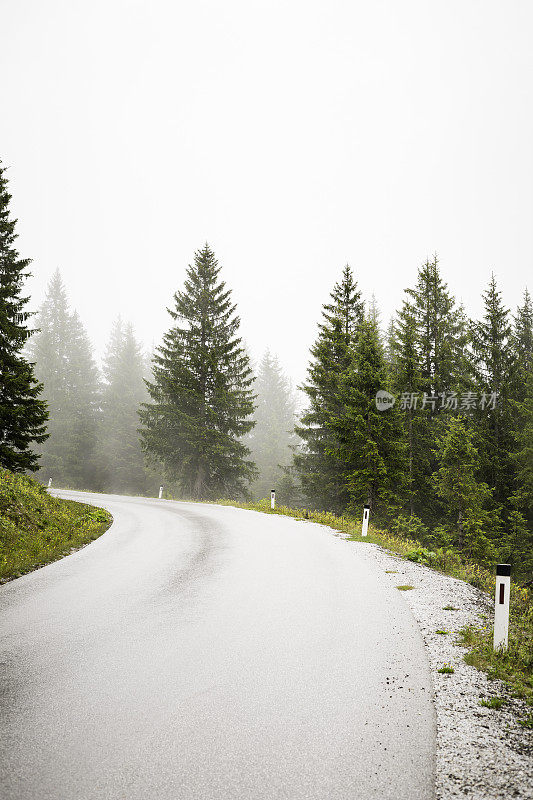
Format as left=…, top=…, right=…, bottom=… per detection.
left=0, top=492, right=435, bottom=799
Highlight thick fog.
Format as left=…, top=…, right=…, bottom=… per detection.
left=2, top=0, right=533, bottom=383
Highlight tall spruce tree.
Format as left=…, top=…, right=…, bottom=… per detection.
left=398, top=256, right=471, bottom=521
left=390, top=301, right=423, bottom=515
left=103, top=317, right=124, bottom=387
left=384, top=317, right=397, bottom=369
left=0, top=161, right=48, bottom=471
left=27, top=270, right=73, bottom=482
left=470, top=275, right=515, bottom=505
left=513, top=368, right=533, bottom=517
left=295, top=265, right=364, bottom=512
left=405, top=255, right=468, bottom=397
left=247, top=350, right=298, bottom=501
left=513, top=288, right=533, bottom=393
left=367, top=293, right=382, bottom=333
left=28, top=272, right=101, bottom=488
left=67, top=312, right=101, bottom=488
left=510, top=364, right=533, bottom=577
left=337, top=318, right=407, bottom=515
left=98, top=320, right=150, bottom=494
left=139, top=244, right=255, bottom=499
left=506, top=288, right=532, bottom=572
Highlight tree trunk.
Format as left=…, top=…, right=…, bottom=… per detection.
left=366, top=411, right=373, bottom=510
left=457, top=506, right=464, bottom=549
left=408, top=408, right=414, bottom=517
left=193, top=464, right=205, bottom=499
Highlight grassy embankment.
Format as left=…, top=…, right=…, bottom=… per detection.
left=0, top=469, right=112, bottom=582
left=218, top=497, right=532, bottom=712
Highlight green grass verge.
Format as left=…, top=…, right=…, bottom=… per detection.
left=480, top=696, right=506, bottom=709
left=0, top=469, right=112, bottom=582
left=218, top=497, right=532, bottom=704
left=459, top=616, right=532, bottom=704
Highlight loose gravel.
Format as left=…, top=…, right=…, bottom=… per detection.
left=349, top=541, right=533, bottom=800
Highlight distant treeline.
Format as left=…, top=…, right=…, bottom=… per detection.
left=26, top=269, right=158, bottom=495
left=26, top=264, right=298, bottom=501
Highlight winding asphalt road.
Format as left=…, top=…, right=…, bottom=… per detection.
left=0, top=492, right=435, bottom=799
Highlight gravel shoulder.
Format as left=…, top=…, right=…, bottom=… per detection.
left=348, top=540, right=533, bottom=800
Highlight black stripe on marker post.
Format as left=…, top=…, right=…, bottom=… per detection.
left=493, top=564, right=510, bottom=652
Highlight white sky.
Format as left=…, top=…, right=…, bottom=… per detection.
left=3, top=0, right=532, bottom=385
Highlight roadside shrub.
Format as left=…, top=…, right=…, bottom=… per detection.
left=391, top=514, right=430, bottom=541
left=406, top=547, right=437, bottom=565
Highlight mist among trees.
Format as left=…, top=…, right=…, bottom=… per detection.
left=26, top=271, right=159, bottom=495
left=247, top=350, right=299, bottom=504
left=1, top=156, right=531, bottom=576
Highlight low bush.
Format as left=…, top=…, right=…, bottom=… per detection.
left=406, top=547, right=437, bottom=565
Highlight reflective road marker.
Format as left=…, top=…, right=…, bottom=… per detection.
left=362, top=504, right=370, bottom=537
left=493, top=563, right=510, bottom=652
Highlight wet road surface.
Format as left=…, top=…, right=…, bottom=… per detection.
left=0, top=492, right=435, bottom=799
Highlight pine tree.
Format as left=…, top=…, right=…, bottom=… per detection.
left=511, top=293, right=533, bottom=568
left=28, top=272, right=100, bottom=488
left=247, top=350, right=298, bottom=501
left=470, top=275, right=515, bottom=505
left=367, top=293, right=381, bottom=332
left=103, top=317, right=124, bottom=386
left=384, top=317, right=397, bottom=369
left=513, top=288, right=533, bottom=392
left=27, top=270, right=72, bottom=482
left=496, top=287, right=533, bottom=574
left=337, top=318, right=407, bottom=515
left=27, top=270, right=71, bottom=401
left=295, top=265, right=364, bottom=511
left=405, top=255, right=468, bottom=397
left=139, top=244, right=255, bottom=499
left=390, top=301, right=423, bottom=515
left=433, top=416, right=495, bottom=562
left=513, top=368, right=533, bottom=518
left=399, top=256, right=471, bottom=522
left=98, top=320, right=150, bottom=494
left=471, top=275, right=514, bottom=396
left=0, top=161, right=48, bottom=471
left=64, top=312, right=101, bottom=488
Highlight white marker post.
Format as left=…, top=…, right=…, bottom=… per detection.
left=47, top=477, right=52, bottom=488
left=158, top=486, right=163, bottom=500
left=493, top=563, right=511, bottom=652
left=361, top=504, right=370, bottom=537
left=270, top=489, right=276, bottom=510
